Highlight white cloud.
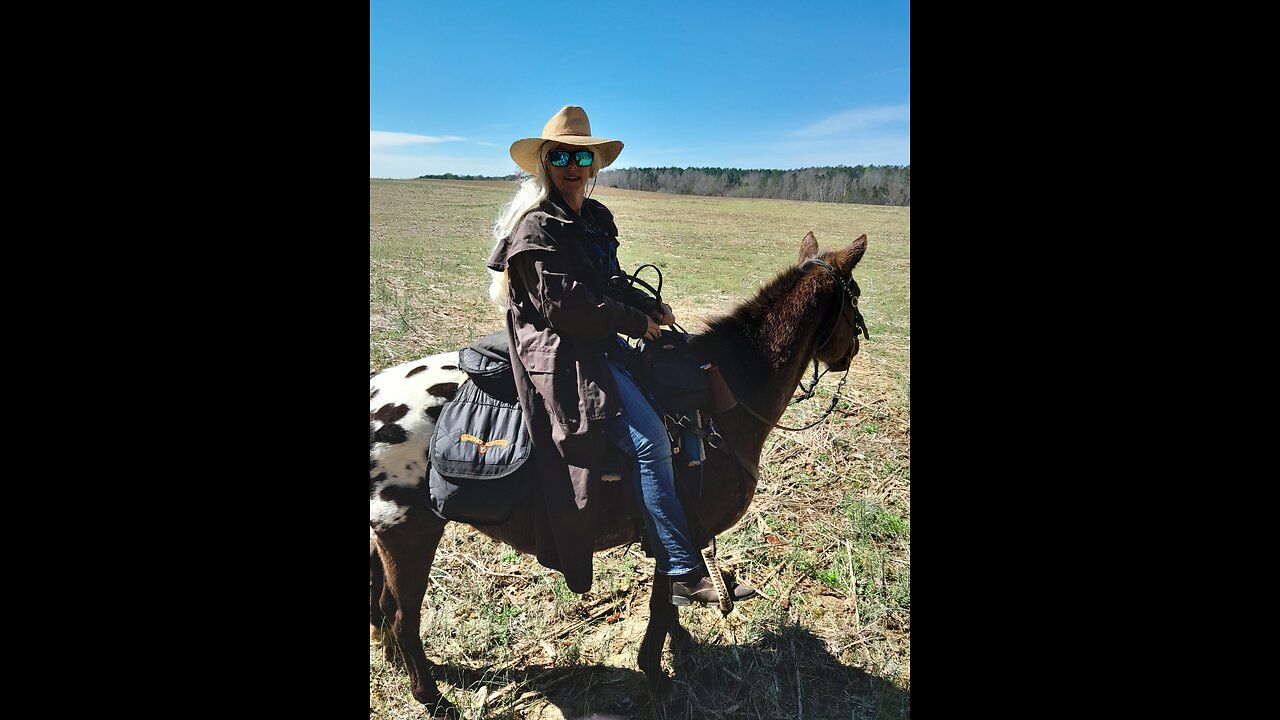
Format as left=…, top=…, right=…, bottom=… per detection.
left=788, top=105, right=911, bottom=139
left=369, top=131, right=465, bottom=148
left=370, top=130, right=511, bottom=177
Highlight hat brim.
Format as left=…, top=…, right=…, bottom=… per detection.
left=510, top=135, right=623, bottom=175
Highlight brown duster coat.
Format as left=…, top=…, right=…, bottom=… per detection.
left=487, top=194, right=659, bottom=593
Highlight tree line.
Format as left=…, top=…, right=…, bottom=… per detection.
left=416, top=164, right=910, bottom=206
left=598, top=165, right=910, bottom=206
left=416, top=172, right=515, bottom=181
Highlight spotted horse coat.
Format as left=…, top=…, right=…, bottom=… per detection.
left=369, top=351, right=467, bottom=533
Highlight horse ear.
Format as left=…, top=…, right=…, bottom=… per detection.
left=797, top=231, right=819, bottom=265
left=836, top=234, right=868, bottom=269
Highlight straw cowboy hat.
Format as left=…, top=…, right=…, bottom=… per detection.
left=509, top=105, right=624, bottom=175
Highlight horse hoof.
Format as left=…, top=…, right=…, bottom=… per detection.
left=637, top=638, right=662, bottom=679
left=647, top=672, right=674, bottom=704
left=640, top=659, right=671, bottom=691
left=369, top=626, right=383, bottom=645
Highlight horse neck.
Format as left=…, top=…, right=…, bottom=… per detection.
left=696, top=285, right=829, bottom=451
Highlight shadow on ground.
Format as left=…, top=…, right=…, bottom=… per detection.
left=428, top=622, right=908, bottom=719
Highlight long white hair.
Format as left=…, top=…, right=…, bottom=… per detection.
left=488, top=144, right=601, bottom=309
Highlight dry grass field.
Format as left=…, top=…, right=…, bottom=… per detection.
left=370, top=179, right=910, bottom=719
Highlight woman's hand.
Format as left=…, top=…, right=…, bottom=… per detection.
left=651, top=303, right=676, bottom=327
left=643, top=303, right=674, bottom=340
left=644, top=314, right=662, bottom=341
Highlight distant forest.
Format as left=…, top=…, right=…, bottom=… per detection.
left=416, top=164, right=909, bottom=206
left=600, top=165, right=909, bottom=206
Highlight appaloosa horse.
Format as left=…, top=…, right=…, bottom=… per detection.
left=370, top=231, right=868, bottom=715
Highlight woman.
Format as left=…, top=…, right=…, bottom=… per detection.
left=486, top=105, right=756, bottom=606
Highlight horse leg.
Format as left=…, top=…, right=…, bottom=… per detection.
left=370, top=533, right=387, bottom=646
left=374, top=512, right=455, bottom=716
left=371, top=538, right=407, bottom=664
left=637, top=572, right=679, bottom=693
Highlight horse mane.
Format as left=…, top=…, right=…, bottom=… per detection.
left=700, top=261, right=830, bottom=371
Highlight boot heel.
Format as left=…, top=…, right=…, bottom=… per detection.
left=670, top=595, right=692, bottom=606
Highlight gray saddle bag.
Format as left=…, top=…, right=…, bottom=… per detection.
left=428, top=331, right=531, bottom=524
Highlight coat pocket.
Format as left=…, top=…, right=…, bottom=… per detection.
left=524, top=351, right=583, bottom=431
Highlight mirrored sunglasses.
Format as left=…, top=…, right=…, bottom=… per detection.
left=547, top=150, right=594, bottom=168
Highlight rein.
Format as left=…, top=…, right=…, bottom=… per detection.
left=733, top=258, right=869, bottom=432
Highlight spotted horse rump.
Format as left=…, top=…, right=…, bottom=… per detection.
left=369, top=351, right=466, bottom=532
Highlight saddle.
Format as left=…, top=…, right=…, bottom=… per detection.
left=630, top=329, right=734, bottom=469
left=427, top=330, right=727, bottom=526
left=632, top=329, right=709, bottom=414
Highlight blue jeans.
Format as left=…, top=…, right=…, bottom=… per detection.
left=604, top=360, right=701, bottom=576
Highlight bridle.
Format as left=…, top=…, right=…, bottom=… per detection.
left=735, top=258, right=869, bottom=432
left=808, top=258, right=869, bottom=356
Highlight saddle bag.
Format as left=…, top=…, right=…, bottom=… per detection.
left=638, top=329, right=710, bottom=415
left=428, top=331, right=531, bottom=524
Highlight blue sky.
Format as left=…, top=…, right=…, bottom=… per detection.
left=370, top=1, right=909, bottom=178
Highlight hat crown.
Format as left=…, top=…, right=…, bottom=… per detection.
left=543, top=105, right=590, bottom=139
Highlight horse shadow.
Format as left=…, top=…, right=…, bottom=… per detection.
left=430, top=622, right=909, bottom=719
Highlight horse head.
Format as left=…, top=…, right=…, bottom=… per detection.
left=796, top=231, right=869, bottom=372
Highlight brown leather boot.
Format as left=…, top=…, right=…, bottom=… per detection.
left=670, top=572, right=759, bottom=606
